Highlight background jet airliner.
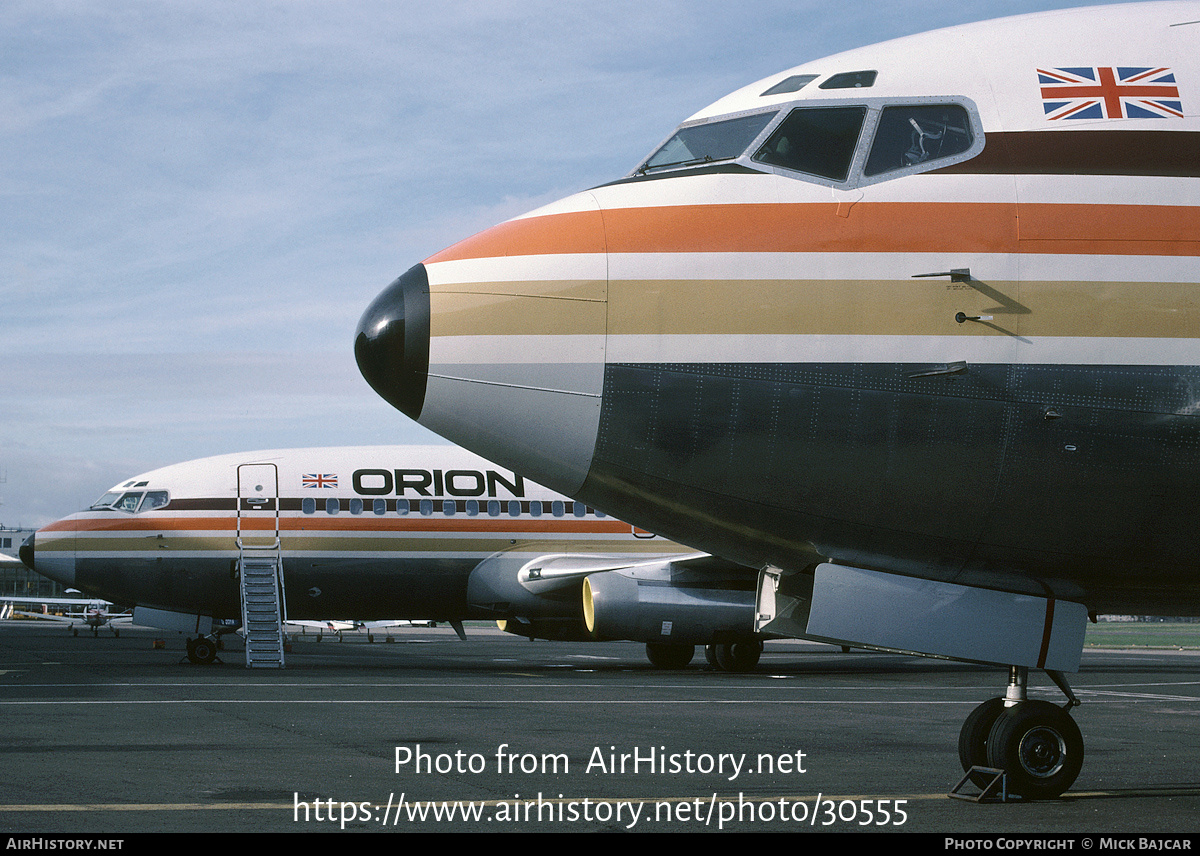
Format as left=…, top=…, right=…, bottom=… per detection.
left=355, top=2, right=1200, bottom=799
left=22, top=446, right=759, bottom=669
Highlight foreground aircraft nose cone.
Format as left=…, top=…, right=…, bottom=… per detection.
left=355, top=264, right=431, bottom=421
left=19, top=530, right=74, bottom=588
left=19, top=534, right=34, bottom=571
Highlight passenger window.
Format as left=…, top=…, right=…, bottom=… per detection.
left=753, top=106, right=866, bottom=181
left=302, top=497, right=316, bottom=515
left=373, top=499, right=387, bottom=515
left=420, top=499, right=433, bottom=516
left=573, top=502, right=587, bottom=518
left=551, top=500, right=564, bottom=517
left=864, top=104, right=973, bottom=177
left=325, top=498, right=340, bottom=515
left=529, top=501, right=542, bottom=517
left=466, top=499, right=479, bottom=517
left=349, top=498, right=363, bottom=515
left=396, top=499, right=410, bottom=515
left=508, top=500, right=521, bottom=517
left=442, top=500, right=455, bottom=516
left=487, top=500, right=501, bottom=517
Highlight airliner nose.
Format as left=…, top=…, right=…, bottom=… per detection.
left=22, top=527, right=75, bottom=588
left=354, top=263, right=431, bottom=421
left=19, top=534, right=34, bottom=571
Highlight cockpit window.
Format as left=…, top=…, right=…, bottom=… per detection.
left=89, top=492, right=123, bottom=510
left=113, top=492, right=144, bottom=513
left=627, top=96, right=982, bottom=189
left=819, top=70, right=877, bottom=90
left=640, top=111, right=777, bottom=173
left=761, top=74, right=819, bottom=97
left=753, top=106, right=867, bottom=181
left=864, top=104, right=974, bottom=177
left=141, top=491, right=169, bottom=511
left=89, top=489, right=168, bottom=512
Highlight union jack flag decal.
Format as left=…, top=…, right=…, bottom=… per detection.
left=302, top=473, right=338, bottom=488
left=1038, top=67, right=1183, bottom=120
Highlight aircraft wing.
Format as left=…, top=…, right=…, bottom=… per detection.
left=13, top=610, right=131, bottom=622
left=514, top=551, right=736, bottom=594
left=286, top=620, right=356, bottom=632
left=12, top=610, right=77, bottom=623
left=1, top=595, right=115, bottom=608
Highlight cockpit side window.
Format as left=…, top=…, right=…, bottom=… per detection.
left=140, top=491, right=169, bottom=512
left=864, top=104, right=974, bottom=177
left=753, top=106, right=867, bottom=181
left=640, top=111, right=777, bottom=174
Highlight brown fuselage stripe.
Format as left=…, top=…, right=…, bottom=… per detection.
left=935, top=130, right=1200, bottom=178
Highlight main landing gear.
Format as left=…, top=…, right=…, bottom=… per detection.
left=643, top=639, right=765, bottom=672
left=958, top=666, right=1083, bottom=800
left=705, top=639, right=764, bottom=672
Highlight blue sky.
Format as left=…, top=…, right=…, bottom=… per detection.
left=1, top=0, right=1122, bottom=526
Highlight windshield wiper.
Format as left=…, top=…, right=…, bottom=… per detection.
left=638, top=154, right=716, bottom=175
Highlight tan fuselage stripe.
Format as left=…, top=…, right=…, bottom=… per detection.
left=426, top=202, right=1200, bottom=262
left=424, top=278, right=1200, bottom=341
left=430, top=291, right=606, bottom=338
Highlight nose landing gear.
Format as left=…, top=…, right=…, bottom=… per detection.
left=185, top=634, right=221, bottom=665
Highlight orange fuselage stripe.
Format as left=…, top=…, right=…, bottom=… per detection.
left=41, top=516, right=630, bottom=535
left=426, top=202, right=1200, bottom=263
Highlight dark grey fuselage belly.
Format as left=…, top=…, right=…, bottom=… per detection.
left=582, top=360, right=1200, bottom=615
left=74, top=556, right=479, bottom=622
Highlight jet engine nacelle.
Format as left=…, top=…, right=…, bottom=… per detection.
left=495, top=617, right=593, bottom=642
left=466, top=552, right=590, bottom=639
left=468, top=550, right=759, bottom=646
left=582, top=562, right=757, bottom=645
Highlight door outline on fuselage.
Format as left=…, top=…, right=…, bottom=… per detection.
left=237, top=463, right=280, bottom=550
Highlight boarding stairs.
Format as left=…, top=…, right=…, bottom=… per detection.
left=235, top=462, right=286, bottom=669
left=239, top=551, right=286, bottom=668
